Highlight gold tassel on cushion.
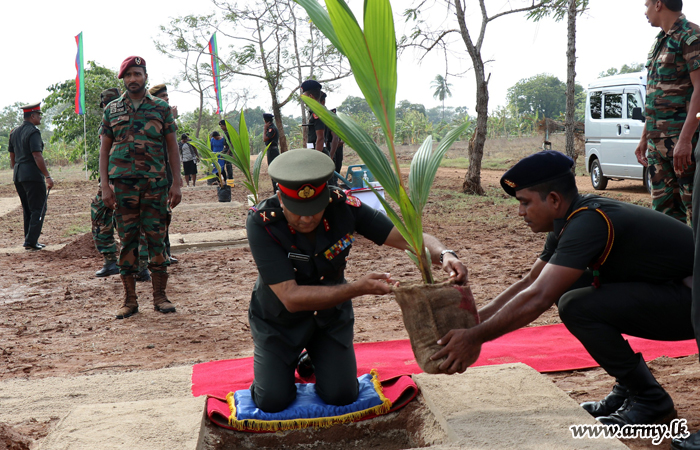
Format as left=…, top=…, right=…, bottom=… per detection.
left=227, top=369, right=393, bottom=431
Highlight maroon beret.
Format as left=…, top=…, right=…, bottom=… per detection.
left=118, top=56, right=146, bottom=79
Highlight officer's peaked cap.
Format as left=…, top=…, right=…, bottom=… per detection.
left=269, top=149, right=335, bottom=216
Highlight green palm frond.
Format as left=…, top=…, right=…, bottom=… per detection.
left=297, top=0, right=469, bottom=283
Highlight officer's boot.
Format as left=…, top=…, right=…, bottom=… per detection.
left=672, top=430, right=700, bottom=450
left=597, top=356, right=676, bottom=426
left=116, top=275, right=139, bottom=319
left=580, top=382, right=629, bottom=417
left=95, top=255, right=119, bottom=277
left=152, top=272, right=176, bottom=314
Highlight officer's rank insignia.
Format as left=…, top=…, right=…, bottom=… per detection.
left=503, top=179, right=516, bottom=188
left=288, top=224, right=296, bottom=234
left=297, top=185, right=316, bottom=199
left=345, top=194, right=361, bottom=207
left=688, top=36, right=699, bottom=45
left=260, top=211, right=270, bottom=222
left=324, top=234, right=355, bottom=260
left=323, top=218, right=330, bottom=232
left=334, top=190, right=344, bottom=199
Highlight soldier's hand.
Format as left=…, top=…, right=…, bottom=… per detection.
left=102, top=185, right=117, bottom=210
left=442, top=254, right=467, bottom=285
left=168, top=184, right=182, bottom=209
left=46, top=177, right=54, bottom=190
left=171, top=106, right=178, bottom=119
left=673, top=139, right=693, bottom=174
left=354, top=273, right=395, bottom=296
left=634, top=140, right=648, bottom=167
left=431, top=328, right=482, bottom=374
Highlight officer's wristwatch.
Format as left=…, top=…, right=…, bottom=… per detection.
left=440, top=249, right=458, bottom=264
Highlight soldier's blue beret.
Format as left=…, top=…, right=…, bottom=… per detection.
left=500, top=150, right=574, bottom=197
left=301, top=80, right=322, bottom=92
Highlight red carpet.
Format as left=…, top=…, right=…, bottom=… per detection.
left=192, top=323, right=698, bottom=399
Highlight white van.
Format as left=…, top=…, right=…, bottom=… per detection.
left=584, top=72, right=651, bottom=192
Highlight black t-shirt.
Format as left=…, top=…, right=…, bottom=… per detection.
left=307, top=110, right=326, bottom=146
left=8, top=121, right=44, bottom=182
left=264, top=122, right=279, bottom=148
left=540, top=194, right=693, bottom=284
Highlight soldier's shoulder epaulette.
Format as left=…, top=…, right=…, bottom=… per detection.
left=686, top=34, right=699, bottom=45
left=249, top=198, right=285, bottom=226
left=329, top=186, right=362, bottom=207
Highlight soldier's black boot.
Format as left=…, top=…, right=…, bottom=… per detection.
left=580, top=383, right=629, bottom=417
left=95, top=259, right=119, bottom=277
left=152, top=272, right=176, bottom=314
left=135, top=267, right=151, bottom=282
left=597, top=356, right=676, bottom=426
left=672, top=430, right=700, bottom=449
left=296, top=351, right=314, bottom=378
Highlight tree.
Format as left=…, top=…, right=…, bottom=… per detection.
left=599, top=62, right=645, bottom=78
left=0, top=103, right=25, bottom=169
left=155, top=14, right=238, bottom=138
left=43, top=61, right=120, bottom=179
left=396, top=100, right=426, bottom=119
left=431, top=74, right=453, bottom=122
left=337, top=95, right=373, bottom=116
left=405, top=0, right=552, bottom=195
left=166, top=0, right=351, bottom=153
left=507, top=74, right=583, bottom=118
left=528, top=0, right=589, bottom=163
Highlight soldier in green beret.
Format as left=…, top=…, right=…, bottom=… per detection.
left=99, top=56, right=182, bottom=319
left=246, top=149, right=467, bottom=412
left=8, top=102, right=53, bottom=250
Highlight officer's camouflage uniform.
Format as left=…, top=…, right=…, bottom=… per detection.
left=100, top=91, right=177, bottom=275
left=645, top=14, right=700, bottom=224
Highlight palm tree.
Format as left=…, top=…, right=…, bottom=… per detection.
left=431, top=74, right=453, bottom=123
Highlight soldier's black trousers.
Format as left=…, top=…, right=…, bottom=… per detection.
left=266, top=146, right=279, bottom=192
left=250, top=325, right=359, bottom=413
left=14, top=180, right=46, bottom=246
left=691, top=141, right=700, bottom=359
left=558, top=276, right=693, bottom=379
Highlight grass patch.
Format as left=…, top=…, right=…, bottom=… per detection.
left=62, top=223, right=90, bottom=237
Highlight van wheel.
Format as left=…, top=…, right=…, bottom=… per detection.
left=643, top=166, right=652, bottom=194
left=590, top=159, right=608, bottom=190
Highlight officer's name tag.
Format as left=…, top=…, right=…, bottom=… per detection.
left=288, top=252, right=310, bottom=262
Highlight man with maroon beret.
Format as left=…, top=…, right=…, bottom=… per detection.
left=99, top=56, right=182, bottom=319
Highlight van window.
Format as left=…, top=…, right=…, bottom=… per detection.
left=590, top=91, right=602, bottom=119
left=627, top=92, right=643, bottom=118
left=604, top=93, right=622, bottom=119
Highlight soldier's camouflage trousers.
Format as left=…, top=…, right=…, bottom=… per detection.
left=647, top=136, right=696, bottom=225
left=91, top=187, right=148, bottom=268
left=112, top=178, right=171, bottom=275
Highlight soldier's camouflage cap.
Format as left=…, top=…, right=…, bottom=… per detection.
left=149, top=84, right=167, bottom=97
left=118, top=56, right=146, bottom=79
left=99, top=88, right=121, bottom=107
left=500, top=150, right=574, bottom=197
left=269, top=149, right=335, bottom=216
left=20, top=102, right=41, bottom=113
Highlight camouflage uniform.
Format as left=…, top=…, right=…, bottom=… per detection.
left=100, top=91, right=177, bottom=275
left=645, top=14, right=700, bottom=224
left=90, top=183, right=149, bottom=269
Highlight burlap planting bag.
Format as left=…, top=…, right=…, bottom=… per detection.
left=394, top=282, right=480, bottom=374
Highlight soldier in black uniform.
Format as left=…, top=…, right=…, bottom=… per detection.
left=432, top=151, right=694, bottom=428
left=8, top=102, right=53, bottom=250
left=219, top=120, right=234, bottom=180
left=262, top=113, right=279, bottom=192
left=246, top=149, right=467, bottom=412
left=301, top=80, right=330, bottom=154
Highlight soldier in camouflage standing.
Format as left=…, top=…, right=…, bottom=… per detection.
left=92, top=88, right=150, bottom=280
left=148, top=84, right=178, bottom=264
left=99, top=56, right=182, bottom=319
left=635, top=0, right=700, bottom=224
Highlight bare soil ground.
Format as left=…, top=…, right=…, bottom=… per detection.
left=0, top=141, right=697, bottom=449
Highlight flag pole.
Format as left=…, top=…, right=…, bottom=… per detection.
left=83, top=114, right=87, bottom=180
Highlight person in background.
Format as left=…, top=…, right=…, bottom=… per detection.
left=263, top=113, right=279, bottom=192
left=179, top=134, right=199, bottom=187
left=219, top=120, right=234, bottom=180
left=210, top=131, right=227, bottom=183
